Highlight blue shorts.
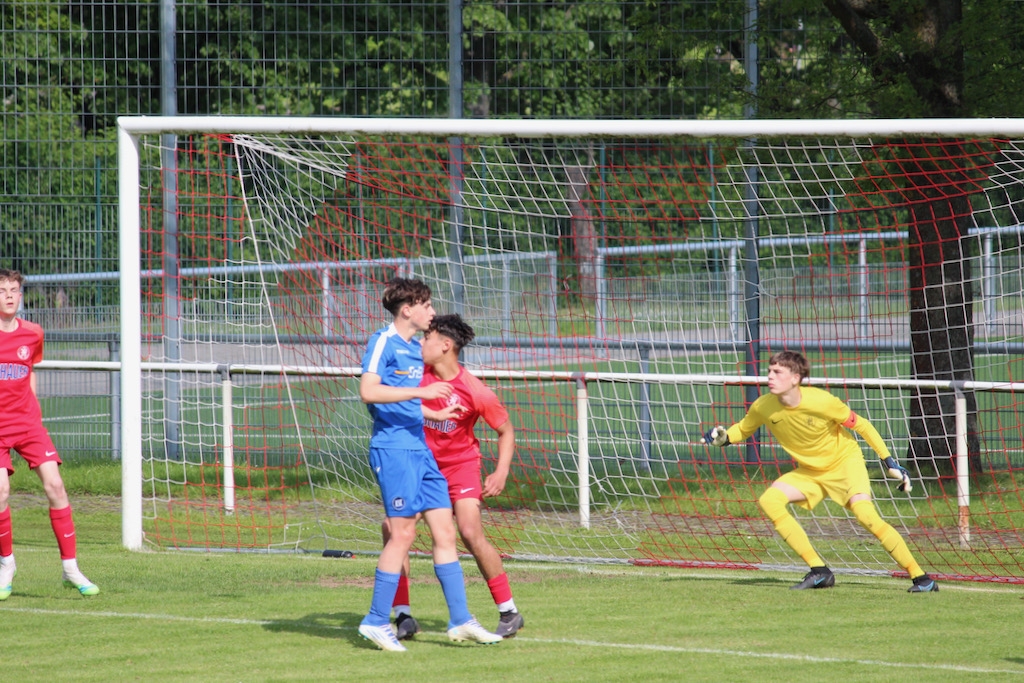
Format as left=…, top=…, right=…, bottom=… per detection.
left=368, top=446, right=452, bottom=518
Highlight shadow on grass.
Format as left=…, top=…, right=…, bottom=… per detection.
left=263, top=612, right=465, bottom=650
left=263, top=611, right=362, bottom=643
left=727, top=574, right=908, bottom=592
left=727, top=576, right=794, bottom=588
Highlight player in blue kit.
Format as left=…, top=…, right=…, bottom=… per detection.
left=356, top=277, right=501, bottom=652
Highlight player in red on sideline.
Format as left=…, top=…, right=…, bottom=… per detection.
left=387, top=313, right=524, bottom=639
left=0, top=269, right=98, bottom=599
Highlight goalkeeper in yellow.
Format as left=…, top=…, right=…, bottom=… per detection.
left=702, top=351, right=938, bottom=593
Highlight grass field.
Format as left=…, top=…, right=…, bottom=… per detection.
left=2, top=483, right=1024, bottom=682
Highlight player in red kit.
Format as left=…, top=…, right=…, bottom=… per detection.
left=386, top=313, right=524, bottom=639
left=0, top=269, right=98, bottom=599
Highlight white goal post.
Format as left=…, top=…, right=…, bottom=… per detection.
left=117, top=116, right=1024, bottom=584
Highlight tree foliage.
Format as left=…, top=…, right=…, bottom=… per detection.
left=3, top=1, right=1024, bottom=465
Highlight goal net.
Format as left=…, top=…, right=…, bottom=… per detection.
left=118, top=117, right=1024, bottom=582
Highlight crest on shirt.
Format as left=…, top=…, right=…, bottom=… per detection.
left=16, top=346, right=30, bottom=361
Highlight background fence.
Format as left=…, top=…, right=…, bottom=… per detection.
left=6, top=1, right=1024, bottom=463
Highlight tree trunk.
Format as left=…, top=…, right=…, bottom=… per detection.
left=905, top=141, right=983, bottom=479
left=822, top=0, right=981, bottom=477
left=904, top=160, right=982, bottom=477
left=565, top=163, right=598, bottom=303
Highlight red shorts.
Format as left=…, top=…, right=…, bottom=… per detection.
left=439, top=459, right=483, bottom=503
left=0, top=426, right=62, bottom=475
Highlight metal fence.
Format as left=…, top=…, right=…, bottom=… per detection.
left=6, top=1, right=1024, bottom=461
left=2, top=0, right=763, bottom=350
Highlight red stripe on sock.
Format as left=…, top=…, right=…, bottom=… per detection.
left=0, top=507, right=12, bottom=557
left=49, top=506, right=76, bottom=560
left=486, top=572, right=513, bottom=605
left=392, top=572, right=410, bottom=608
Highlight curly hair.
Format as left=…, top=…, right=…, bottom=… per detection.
left=428, top=313, right=475, bottom=352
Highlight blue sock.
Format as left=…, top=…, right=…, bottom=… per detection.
left=362, top=568, right=400, bottom=627
left=434, top=561, right=471, bottom=628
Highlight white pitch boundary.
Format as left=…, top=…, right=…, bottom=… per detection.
left=2, top=606, right=1022, bottom=676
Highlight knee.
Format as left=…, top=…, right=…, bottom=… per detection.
left=458, top=524, right=486, bottom=553
left=758, top=486, right=789, bottom=521
left=42, top=479, right=68, bottom=508
left=850, top=500, right=883, bottom=533
left=387, top=521, right=417, bottom=548
left=428, top=519, right=457, bottom=550
left=436, top=523, right=456, bottom=546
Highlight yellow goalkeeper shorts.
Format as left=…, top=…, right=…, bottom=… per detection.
left=774, top=455, right=872, bottom=510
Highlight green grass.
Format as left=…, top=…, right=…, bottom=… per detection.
left=1, top=495, right=1023, bottom=682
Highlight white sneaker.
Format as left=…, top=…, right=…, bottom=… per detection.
left=62, top=570, right=100, bottom=596
left=358, top=623, right=407, bottom=652
left=447, top=617, right=502, bottom=645
left=0, top=559, right=16, bottom=601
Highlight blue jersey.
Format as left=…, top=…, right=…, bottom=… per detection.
left=361, top=324, right=427, bottom=450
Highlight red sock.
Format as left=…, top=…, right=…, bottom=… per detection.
left=49, top=506, right=76, bottom=560
left=486, top=572, right=513, bottom=605
left=0, top=507, right=12, bottom=557
left=392, top=572, right=410, bottom=608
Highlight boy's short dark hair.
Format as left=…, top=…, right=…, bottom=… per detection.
left=0, top=269, right=24, bottom=285
left=381, top=277, right=431, bottom=316
left=428, top=313, right=475, bottom=352
left=768, top=350, right=810, bottom=381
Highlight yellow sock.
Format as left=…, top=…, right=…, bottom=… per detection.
left=759, top=487, right=825, bottom=568
left=850, top=500, right=924, bottom=578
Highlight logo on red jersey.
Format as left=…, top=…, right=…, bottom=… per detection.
left=0, top=363, right=29, bottom=380
left=16, top=346, right=30, bottom=361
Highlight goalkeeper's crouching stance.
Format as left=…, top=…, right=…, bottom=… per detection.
left=701, top=350, right=938, bottom=593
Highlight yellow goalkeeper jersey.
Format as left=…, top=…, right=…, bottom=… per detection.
left=724, top=386, right=891, bottom=471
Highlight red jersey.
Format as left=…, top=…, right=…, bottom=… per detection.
left=421, top=365, right=509, bottom=469
left=0, top=319, right=45, bottom=436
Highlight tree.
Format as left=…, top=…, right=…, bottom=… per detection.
left=807, top=0, right=1024, bottom=477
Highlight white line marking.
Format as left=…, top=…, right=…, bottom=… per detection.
left=515, top=636, right=1024, bottom=676
left=2, top=607, right=1022, bottom=676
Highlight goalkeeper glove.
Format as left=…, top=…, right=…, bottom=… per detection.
left=882, top=456, right=913, bottom=493
left=701, top=426, right=730, bottom=447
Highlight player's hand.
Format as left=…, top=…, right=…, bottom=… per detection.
left=433, top=403, right=467, bottom=421
left=419, top=382, right=453, bottom=401
left=482, top=468, right=508, bottom=498
left=700, top=426, right=729, bottom=447
left=422, top=403, right=466, bottom=421
left=882, top=456, right=913, bottom=493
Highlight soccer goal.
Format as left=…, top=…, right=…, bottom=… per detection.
left=117, top=116, right=1024, bottom=582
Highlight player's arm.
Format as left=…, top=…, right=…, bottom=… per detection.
left=31, top=326, right=44, bottom=398
left=422, top=403, right=467, bottom=421
left=482, top=420, right=514, bottom=498
left=359, top=372, right=452, bottom=405
left=701, top=406, right=764, bottom=447
left=841, top=409, right=912, bottom=492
